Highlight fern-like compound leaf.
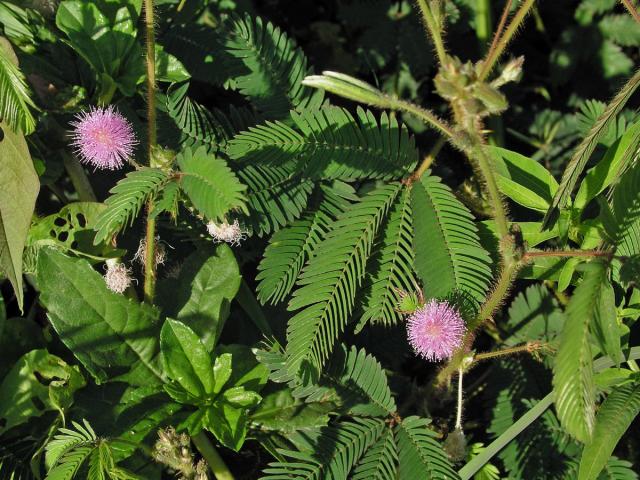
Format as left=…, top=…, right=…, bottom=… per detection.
left=351, top=426, right=398, bottom=480
left=357, top=187, right=416, bottom=330
left=0, top=38, right=36, bottom=134
left=93, top=168, right=170, bottom=244
left=553, top=262, right=606, bottom=443
left=223, top=14, right=323, bottom=118
left=228, top=106, right=418, bottom=181
left=45, top=420, right=97, bottom=471
left=177, top=146, right=247, bottom=221
left=411, top=172, right=493, bottom=308
left=285, top=183, right=401, bottom=379
left=261, top=418, right=385, bottom=480
left=395, top=416, right=460, bottom=480
left=578, top=380, right=640, bottom=480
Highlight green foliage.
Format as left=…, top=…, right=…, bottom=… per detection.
left=93, top=168, right=170, bottom=244
left=285, top=183, right=401, bottom=379
left=579, top=379, right=640, bottom=480
left=0, top=37, right=36, bottom=134
left=411, top=172, right=493, bottom=308
left=221, top=14, right=323, bottom=118
left=36, top=248, right=164, bottom=386
left=553, top=262, right=607, bottom=443
left=177, top=146, right=247, bottom=221
left=0, top=117, right=39, bottom=311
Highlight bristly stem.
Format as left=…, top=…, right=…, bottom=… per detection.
left=143, top=0, right=157, bottom=304
left=523, top=249, right=615, bottom=261
left=473, top=341, right=548, bottom=363
left=621, top=0, right=640, bottom=24
left=390, top=98, right=455, bottom=138
left=478, top=0, right=535, bottom=82
left=192, top=431, right=235, bottom=480
left=486, top=0, right=513, bottom=58
left=415, top=0, right=448, bottom=66
left=473, top=258, right=520, bottom=331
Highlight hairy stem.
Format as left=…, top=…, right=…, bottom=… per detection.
left=621, top=0, right=640, bottom=24
left=478, top=0, right=535, bottom=82
left=523, top=249, right=615, bottom=261
left=61, top=152, right=97, bottom=202
left=415, top=0, right=448, bottom=66
left=473, top=258, right=520, bottom=330
left=143, top=0, right=157, bottom=304
left=192, top=432, right=235, bottom=480
left=473, top=341, right=548, bottom=363
left=390, top=98, right=455, bottom=138
left=486, top=0, right=512, bottom=57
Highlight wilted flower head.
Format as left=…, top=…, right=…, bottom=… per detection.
left=133, top=237, right=167, bottom=267
left=406, top=300, right=465, bottom=362
left=153, top=427, right=206, bottom=479
left=206, top=219, right=246, bottom=246
left=103, top=262, right=133, bottom=294
left=70, top=105, right=137, bottom=170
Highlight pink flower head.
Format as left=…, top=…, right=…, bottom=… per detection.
left=406, top=300, right=466, bottom=362
left=70, top=106, right=137, bottom=170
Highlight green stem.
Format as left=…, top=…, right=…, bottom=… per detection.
left=473, top=341, right=547, bottom=363
left=475, top=0, right=492, bottom=53
left=62, top=152, right=97, bottom=202
left=455, top=368, right=464, bottom=430
left=478, top=0, right=536, bottom=82
left=389, top=98, right=455, bottom=138
left=415, top=0, right=448, bottom=66
left=409, top=137, right=446, bottom=183
left=523, top=249, right=615, bottom=260
left=192, top=431, right=235, bottom=480
left=143, top=0, right=157, bottom=304
left=473, top=258, right=519, bottom=330
left=458, top=347, right=640, bottom=479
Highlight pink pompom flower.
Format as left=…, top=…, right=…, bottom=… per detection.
left=406, top=300, right=466, bottom=362
left=70, top=106, right=137, bottom=170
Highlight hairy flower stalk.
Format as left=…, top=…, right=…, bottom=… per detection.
left=70, top=106, right=137, bottom=170
left=103, top=261, right=133, bottom=294
left=406, top=300, right=466, bottom=362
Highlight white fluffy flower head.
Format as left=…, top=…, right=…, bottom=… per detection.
left=104, top=262, right=132, bottom=294
left=206, top=219, right=246, bottom=246
left=133, top=237, right=167, bottom=267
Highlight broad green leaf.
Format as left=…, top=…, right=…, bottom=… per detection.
left=0, top=37, right=36, bottom=134
left=222, top=386, right=261, bottom=408
left=0, top=119, right=39, bottom=311
left=56, top=0, right=143, bottom=96
left=491, top=146, right=559, bottom=212
left=177, top=146, right=247, bottom=221
left=578, top=380, right=640, bottom=480
left=213, top=353, right=232, bottom=395
left=574, top=120, right=640, bottom=210
left=36, top=248, right=164, bottom=386
left=155, top=44, right=190, bottom=83
left=160, top=319, right=215, bottom=399
left=250, top=389, right=333, bottom=433
left=216, top=344, right=269, bottom=393
left=204, top=403, right=248, bottom=451
left=553, top=262, right=606, bottom=442
left=0, top=350, right=85, bottom=434
left=411, top=173, right=493, bottom=307
left=157, top=246, right=241, bottom=351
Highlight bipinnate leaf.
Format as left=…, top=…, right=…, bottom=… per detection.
left=578, top=380, right=640, bottom=480
left=545, top=67, right=640, bottom=228
left=395, top=416, right=460, bottom=479
left=177, top=146, right=247, bottom=221
left=0, top=119, right=39, bottom=311
left=411, top=172, right=493, bottom=307
left=161, top=319, right=215, bottom=399
left=0, top=37, right=36, bottom=134
left=36, top=248, right=164, bottom=386
left=553, top=262, right=606, bottom=443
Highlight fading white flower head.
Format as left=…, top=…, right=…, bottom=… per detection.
left=104, top=262, right=133, bottom=294
left=133, top=237, right=167, bottom=267
left=206, top=219, right=246, bottom=246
